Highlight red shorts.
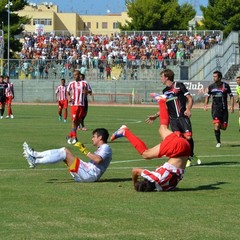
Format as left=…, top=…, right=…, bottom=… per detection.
left=158, top=133, right=190, bottom=158
left=58, top=99, right=68, bottom=109
left=71, top=105, right=85, bottom=121
left=6, top=96, right=13, bottom=105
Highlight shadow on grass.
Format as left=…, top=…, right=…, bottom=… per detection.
left=197, top=161, right=239, bottom=166
left=176, top=181, right=227, bottom=191
left=98, top=177, right=132, bottom=182
left=46, top=178, right=132, bottom=183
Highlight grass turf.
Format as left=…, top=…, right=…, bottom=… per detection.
left=0, top=104, right=240, bottom=240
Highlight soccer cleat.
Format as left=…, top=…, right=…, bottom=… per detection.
left=23, top=149, right=36, bottom=168
left=23, top=142, right=35, bottom=157
left=66, top=136, right=72, bottom=144
left=71, top=137, right=78, bottom=144
left=10, top=115, right=14, bottom=119
left=189, top=154, right=201, bottom=165
left=149, top=93, right=167, bottom=101
left=110, top=125, right=128, bottom=141
left=186, top=159, right=192, bottom=167
left=58, top=116, right=62, bottom=121
left=0, top=116, right=3, bottom=119
left=5, top=115, right=10, bottom=119
left=63, top=119, right=67, bottom=123
left=216, top=143, right=221, bottom=148
left=81, top=127, right=87, bottom=131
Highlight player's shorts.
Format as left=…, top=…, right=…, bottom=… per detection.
left=5, top=96, right=13, bottom=105
left=70, top=105, right=85, bottom=121
left=158, top=132, right=191, bottom=158
left=141, top=162, right=184, bottom=191
left=211, top=106, right=228, bottom=125
left=58, top=99, right=68, bottom=109
left=170, top=116, right=192, bottom=137
left=68, top=158, right=101, bottom=182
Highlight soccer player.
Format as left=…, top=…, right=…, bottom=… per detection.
left=23, top=128, right=112, bottom=182
left=55, top=78, right=68, bottom=123
left=236, top=76, right=240, bottom=131
left=66, top=70, right=92, bottom=144
left=145, top=69, right=200, bottom=167
left=0, top=75, right=8, bottom=119
left=111, top=95, right=191, bottom=192
left=4, top=76, right=14, bottom=118
left=204, top=70, right=234, bottom=147
left=78, top=73, right=92, bottom=131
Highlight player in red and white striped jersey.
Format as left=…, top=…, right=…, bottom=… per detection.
left=111, top=95, right=191, bottom=192
left=66, top=70, right=92, bottom=144
left=55, top=78, right=68, bottom=122
left=4, top=76, right=14, bottom=119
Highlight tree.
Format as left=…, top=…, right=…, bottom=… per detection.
left=200, top=0, right=240, bottom=37
left=0, top=0, right=30, bottom=59
left=120, top=0, right=196, bottom=31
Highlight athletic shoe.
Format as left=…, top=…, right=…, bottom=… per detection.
left=216, top=143, right=221, bottom=148
left=189, top=154, right=201, bottom=165
left=5, top=115, right=10, bottom=119
left=186, top=159, right=192, bottom=167
left=110, top=125, right=128, bottom=141
left=23, top=142, right=35, bottom=157
left=66, top=136, right=72, bottom=144
left=23, top=149, right=36, bottom=168
left=149, top=93, right=167, bottom=101
left=0, top=116, right=3, bottom=119
left=58, top=116, right=62, bottom=121
left=82, top=127, right=87, bottom=131
left=63, top=119, right=67, bottom=123
left=71, top=137, right=78, bottom=144
left=77, top=126, right=81, bottom=130
left=10, top=115, right=14, bottom=119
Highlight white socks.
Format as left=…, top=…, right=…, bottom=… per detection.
left=35, top=148, right=66, bottom=164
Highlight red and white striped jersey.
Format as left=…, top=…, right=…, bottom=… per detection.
left=55, top=84, right=68, bottom=101
left=5, top=82, right=14, bottom=97
left=67, top=80, right=91, bottom=106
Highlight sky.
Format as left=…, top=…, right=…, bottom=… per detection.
left=31, top=0, right=208, bottom=16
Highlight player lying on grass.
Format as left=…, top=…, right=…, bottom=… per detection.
left=111, top=94, right=191, bottom=192
left=23, top=128, right=112, bottom=182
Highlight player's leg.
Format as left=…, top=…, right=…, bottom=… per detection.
left=212, top=107, right=222, bottom=147
left=58, top=101, right=62, bottom=121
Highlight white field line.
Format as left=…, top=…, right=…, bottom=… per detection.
left=0, top=154, right=240, bottom=172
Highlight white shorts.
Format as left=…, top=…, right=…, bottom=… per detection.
left=69, top=158, right=101, bottom=182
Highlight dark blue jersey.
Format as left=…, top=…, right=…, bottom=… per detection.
left=207, top=82, right=233, bottom=110
left=162, top=82, right=190, bottom=118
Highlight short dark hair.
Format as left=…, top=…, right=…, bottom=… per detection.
left=92, top=128, right=109, bottom=143
left=213, top=70, right=222, bottom=80
left=161, top=69, right=174, bottom=81
left=134, top=179, right=156, bottom=192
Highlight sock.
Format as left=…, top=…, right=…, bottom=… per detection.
left=64, top=110, right=68, bottom=120
left=35, top=147, right=66, bottom=164
left=188, top=138, right=194, bottom=157
left=158, top=99, right=169, bottom=126
left=214, top=130, right=221, bottom=143
left=124, top=129, right=147, bottom=155
left=0, top=109, right=4, bottom=116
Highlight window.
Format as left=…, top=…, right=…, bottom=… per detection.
left=113, top=22, right=118, bottom=29
left=87, top=22, right=91, bottom=28
left=96, top=22, right=99, bottom=29
left=33, top=19, right=52, bottom=26
left=102, top=22, right=108, bottom=29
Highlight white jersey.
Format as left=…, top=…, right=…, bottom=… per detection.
left=89, top=143, right=112, bottom=176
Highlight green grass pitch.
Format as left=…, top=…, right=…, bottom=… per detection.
left=0, top=104, right=240, bottom=240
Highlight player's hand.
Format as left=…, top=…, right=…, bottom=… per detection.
left=145, top=115, right=158, bottom=124
left=74, top=142, right=90, bottom=156
left=184, top=109, right=191, bottom=118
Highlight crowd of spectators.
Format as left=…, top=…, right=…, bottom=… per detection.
left=6, top=31, right=222, bottom=79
